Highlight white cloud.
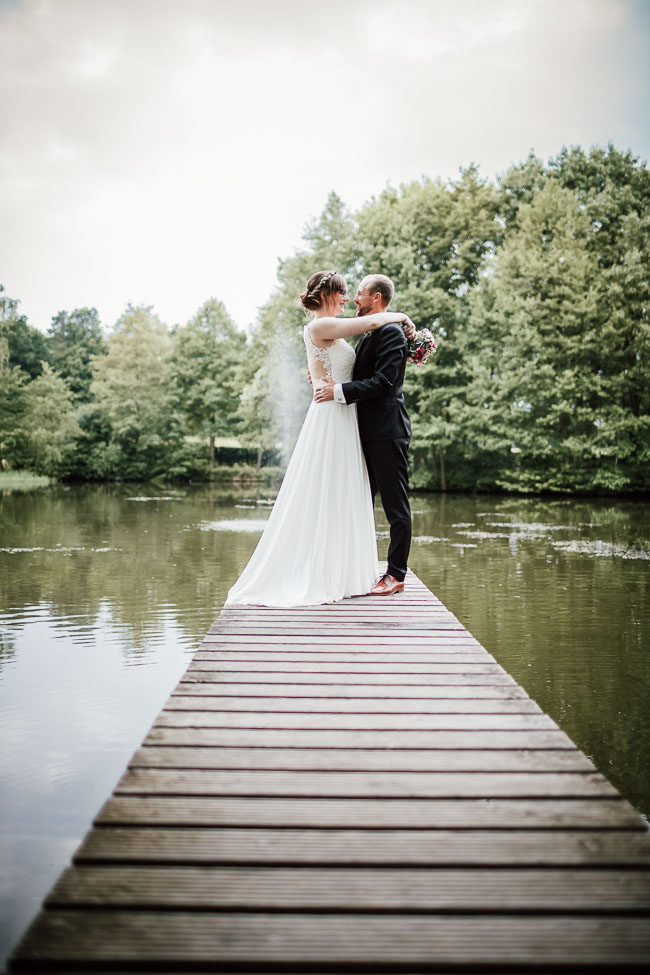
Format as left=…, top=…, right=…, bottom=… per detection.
left=0, top=0, right=648, bottom=333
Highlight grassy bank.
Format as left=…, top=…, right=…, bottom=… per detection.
left=0, top=471, right=51, bottom=491
left=0, top=468, right=283, bottom=491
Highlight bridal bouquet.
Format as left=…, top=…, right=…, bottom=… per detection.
left=405, top=327, right=436, bottom=365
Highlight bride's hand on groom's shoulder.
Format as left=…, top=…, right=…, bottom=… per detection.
left=402, top=317, right=417, bottom=340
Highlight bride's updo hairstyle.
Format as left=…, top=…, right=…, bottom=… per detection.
left=300, top=270, right=347, bottom=312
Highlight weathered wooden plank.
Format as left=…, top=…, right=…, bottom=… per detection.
left=130, top=745, right=594, bottom=774
left=213, top=614, right=456, bottom=624
left=217, top=602, right=447, bottom=610
left=207, top=623, right=474, bottom=633
left=219, top=594, right=439, bottom=606
left=214, top=607, right=450, bottom=614
left=154, top=710, right=556, bottom=729
left=95, top=795, right=647, bottom=829
left=115, top=768, right=617, bottom=798
left=46, top=865, right=650, bottom=912
left=356, top=588, right=433, bottom=595
left=190, top=662, right=504, bottom=676
left=175, top=681, right=526, bottom=698
left=344, top=593, right=434, bottom=599
left=4, top=961, right=447, bottom=973
left=217, top=601, right=446, bottom=609
left=219, top=601, right=443, bottom=607
left=212, top=606, right=448, bottom=614
left=147, top=727, right=572, bottom=749
left=201, top=643, right=485, bottom=654
left=192, top=647, right=496, bottom=670
left=13, top=912, right=650, bottom=966
left=219, top=593, right=441, bottom=607
left=205, top=620, right=474, bottom=630
left=156, top=710, right=559, bottom=730
left=212, top=613, right=462, bottom=622
left=214, top=617, right=458, bottom=627
left=183, top=669, right=516, bottom=685
left=203, top=634, right=482, bottom=645
left=188, top=654, right=496, bottom=675
left=164, top=694, right=544, bottom=713
left=206, top=631, right=470, bottom=641
left=211, top=614, right=461, bottom=622
left=75, top=827, right=650, bottom=866
left=9, top=969, right=323, bottom=975
left=205, top=620, right=467, bottom=642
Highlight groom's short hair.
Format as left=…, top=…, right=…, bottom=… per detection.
left=362, top=274, right=395, bottom=307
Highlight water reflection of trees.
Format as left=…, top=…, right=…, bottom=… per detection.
left=0, top=627, right=16, bottom=662
left=0, top=484, right=269, bottom=659
left=408, top=492, right=650, bottom=818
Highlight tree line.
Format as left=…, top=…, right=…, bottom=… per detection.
left=1, top=143, right=648, bottom=493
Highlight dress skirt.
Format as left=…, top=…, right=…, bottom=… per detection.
left=225, top=399, right=378, bottom=606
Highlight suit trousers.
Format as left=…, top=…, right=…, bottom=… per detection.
left=362, top=437, right=411, bottom=582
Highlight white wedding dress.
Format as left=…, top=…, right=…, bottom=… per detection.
left=225, top=325, right=379, bottom=606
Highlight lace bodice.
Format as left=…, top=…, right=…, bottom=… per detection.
left=303, top=324, right=356, bottom=384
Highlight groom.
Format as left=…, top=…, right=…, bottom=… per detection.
left=314, top=274, right=412, bottom=595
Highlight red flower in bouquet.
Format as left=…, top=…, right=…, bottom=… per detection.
left=406, top=327, right=436, bottom=365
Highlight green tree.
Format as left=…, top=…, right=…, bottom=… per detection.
left=0, top=366, right=29, bottom=470
left=0, top=286, right=50, bottom=379
left=6, top=314, right=51, bottom=379
left=170, top=299, right=246, bottom=471
left=48, top=307, right=106, bottom=401
left=458, top=144, right=650, bottom=493
left=90, top=305, right=178, bottom=479
left=0, top=286, right=54, bottom=472
left=236, top=363, right=277, bottom=466
left=552, top=145, right=650, bottom=488
left=0, top=285, right=18, bottom=373
left=498, top=151, right=547, bottom=230
left=21, top=363, right=81, bottom=476
left=461, top=181, right=611, bottom=491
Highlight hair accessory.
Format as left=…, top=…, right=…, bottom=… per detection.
left=318, top=271, right=334, bottom=288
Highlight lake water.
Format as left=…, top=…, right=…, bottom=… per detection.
left=1, top=483, right=649, bottom=968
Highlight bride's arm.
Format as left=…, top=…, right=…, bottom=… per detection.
left=310, top=312, right=413, bottom=342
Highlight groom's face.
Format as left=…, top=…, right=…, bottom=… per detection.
left=354, top=284, right=375, bottom=317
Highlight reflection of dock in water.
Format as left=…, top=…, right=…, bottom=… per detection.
left=9, top=570, right=650, bottom=971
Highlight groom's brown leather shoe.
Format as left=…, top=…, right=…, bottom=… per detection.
left=370, top=574, right=405, bottom=595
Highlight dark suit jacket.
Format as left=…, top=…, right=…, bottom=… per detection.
left=341, top=323, right=411, bottom=443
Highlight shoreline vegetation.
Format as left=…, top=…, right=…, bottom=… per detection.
left=0, top=467, right=285, bottom=492
left=0, top=471, right=51, bottom=491
left=1, top=143, right=648, bottom=495
left=1, top=469, right=647, bottom=501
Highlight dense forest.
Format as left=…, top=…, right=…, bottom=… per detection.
left=1, top=144, right=648, bottom=493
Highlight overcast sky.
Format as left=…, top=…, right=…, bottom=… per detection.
left=1, top=0, right=648, bottom=334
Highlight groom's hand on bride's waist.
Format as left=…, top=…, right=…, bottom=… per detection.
left=314, top=378, right=335, bottom=402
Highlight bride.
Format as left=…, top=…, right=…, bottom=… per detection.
left=225, top=270, right=414, bottom=607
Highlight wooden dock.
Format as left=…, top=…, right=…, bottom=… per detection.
left=9, top=570, right=650, bottom=972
